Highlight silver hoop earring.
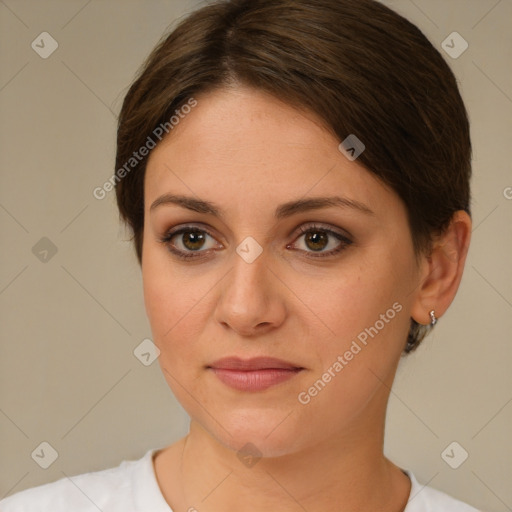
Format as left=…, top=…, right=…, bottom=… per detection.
left=430, top=310, right=437, bottom=326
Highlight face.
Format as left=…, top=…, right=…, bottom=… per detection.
left=142, top=85, right=422, bottom=457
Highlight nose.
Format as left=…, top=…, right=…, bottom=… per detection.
left=214, top=247, right=287, bottom=337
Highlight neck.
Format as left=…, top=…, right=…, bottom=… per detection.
left=158, top=391, right=411, bottom=512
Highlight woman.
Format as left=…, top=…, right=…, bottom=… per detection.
left=1, top=0, right=480, bottom=510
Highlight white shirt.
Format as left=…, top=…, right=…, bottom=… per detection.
left=0, top=448, right=481, bottom=511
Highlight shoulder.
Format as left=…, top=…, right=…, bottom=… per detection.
left=0, top=449, right=158, bottom=512
left=404, top=470, right=481, bottom=512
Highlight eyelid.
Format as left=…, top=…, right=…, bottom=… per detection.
left=159, top=224, right=222, bottom=251
left=161, top=221, right=352, bottom=242
left=292, top=222, right=353, bottom=242
left=160, top=222, right=223, bottom=243
left=287, top=222, right=353, bottom=258
left=160, top=221, right=353, bottom=260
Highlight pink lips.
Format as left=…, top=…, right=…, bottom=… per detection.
left=207, top=357, right=303, bottom=392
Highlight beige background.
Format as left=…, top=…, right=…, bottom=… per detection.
left=0, top=0, right=511, bottom=510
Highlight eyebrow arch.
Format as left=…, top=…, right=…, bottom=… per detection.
left=149, top=194, right=375, bottom=218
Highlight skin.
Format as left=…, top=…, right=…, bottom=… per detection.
left=142, top=85, right=472, bottom=512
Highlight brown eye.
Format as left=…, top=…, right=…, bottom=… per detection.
left=160, top=226, right=219, bottom=260
left=303, top=231, right=329, bottom=252
left=290, top=224, right=353, bottom=259
left=181, top=230, right=207, bottom=251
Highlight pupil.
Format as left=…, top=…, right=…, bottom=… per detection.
left=306, top=231, right=327, bottom=251
left=183, top=230, right=205, bottom=251
left=181, top=230, right=329, bottom=253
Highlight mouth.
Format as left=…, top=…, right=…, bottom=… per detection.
left=207, top=357, right=304, bottom=392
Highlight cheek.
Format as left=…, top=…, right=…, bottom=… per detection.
left=142, top=263, right=204, bottom=406
left=305, top=248, right=413, bottom=379
left=141, top=247, right=218, bottom=374
left=306, top=256, right=402, bottom=342
left=144, top=273, right=198, bottom=345
left=142, top=248, right=189, bottom=351
left=295, top=278, right=409, bottom=434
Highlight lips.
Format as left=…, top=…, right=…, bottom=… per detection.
left=207, top=357, right=304, bottom=392
left=208, top=356, right=302, bottom=371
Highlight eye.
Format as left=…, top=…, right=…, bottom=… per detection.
left=159, top=223, right=353, bottom=261
left=159, top=226, right=221, bottom=260
left=288, top=223, right=353, bottom=258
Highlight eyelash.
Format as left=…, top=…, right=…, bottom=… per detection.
left=159, top=223, right=353, bottom=261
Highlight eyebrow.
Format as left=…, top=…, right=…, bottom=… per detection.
left=149, top=194, right=374, bottom=218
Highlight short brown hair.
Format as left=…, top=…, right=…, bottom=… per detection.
left=115, top=0, right=472, bottom=353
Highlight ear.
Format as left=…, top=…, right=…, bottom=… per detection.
left=410, top=211, right=472, bottom=325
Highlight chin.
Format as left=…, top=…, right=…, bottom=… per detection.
left=200, top=407, right=311, bottom=459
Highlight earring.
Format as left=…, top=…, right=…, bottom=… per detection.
left=429, top=310, right=437, bottom=326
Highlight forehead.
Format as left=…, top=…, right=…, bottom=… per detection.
left=148, top=86, right=335, bottom=167
left=144, top=86, right=398, bottom=220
